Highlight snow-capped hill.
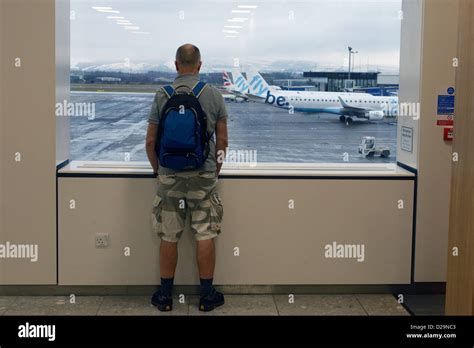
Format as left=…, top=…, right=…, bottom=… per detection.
left=76, top=62, right=173, bottom=73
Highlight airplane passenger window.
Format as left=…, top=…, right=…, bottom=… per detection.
left=69, top=0, right=401, bottom=166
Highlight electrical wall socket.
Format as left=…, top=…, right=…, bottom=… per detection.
left=95, top=233, right=110, bottom=248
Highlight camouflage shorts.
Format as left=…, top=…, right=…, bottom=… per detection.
left=151, top=171, right=224, bottom=242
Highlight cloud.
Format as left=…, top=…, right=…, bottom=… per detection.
left=71, top=0, right=402, bottom=72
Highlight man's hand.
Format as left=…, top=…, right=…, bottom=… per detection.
left=146, top=123, right=159, bottom=175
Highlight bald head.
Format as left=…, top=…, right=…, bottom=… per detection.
left=175, top=44, right=202, bottom=74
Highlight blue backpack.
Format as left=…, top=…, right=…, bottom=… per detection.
left=155, top=81, right=212, bottom=171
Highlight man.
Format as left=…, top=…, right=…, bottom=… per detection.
left=145, top=44, right=228, bottom=312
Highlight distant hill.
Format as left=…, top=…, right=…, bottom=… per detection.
left=73, top=61, right=174, bottom=73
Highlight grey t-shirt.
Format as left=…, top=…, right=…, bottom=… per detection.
left=148, top=73, right=228, bottom=175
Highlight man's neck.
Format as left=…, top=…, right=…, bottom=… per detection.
left=177, top=71, right=199, bottom=76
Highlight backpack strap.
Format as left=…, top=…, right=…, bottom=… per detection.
left=162, top=85, right=175, bottom=99
left=192, top=81, right=207, bottom=98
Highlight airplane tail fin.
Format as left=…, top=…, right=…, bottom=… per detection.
left=222, top=71, right=234, bottom=89
left=244, top=68, right=270, bottom=98
left=231, top=68, right=249, bottom=94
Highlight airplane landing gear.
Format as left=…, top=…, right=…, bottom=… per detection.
left=340, top=115, right=353, bottom=126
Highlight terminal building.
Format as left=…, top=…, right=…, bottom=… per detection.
left=355, top=74, right=400, bottom=96
left=278, top=71, right=400, bottom=95
left=303, top=71, right=379, bottom=92
left=275, top=72, right=400, bottom=95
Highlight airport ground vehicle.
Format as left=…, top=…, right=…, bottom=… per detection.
left=358, top=136, right=390, bottom=157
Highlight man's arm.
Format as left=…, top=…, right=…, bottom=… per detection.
left=146, top=92, right=161, bottom=175
left=146, top=123, right=159, bottom=175
left=215, top=118, right=228, bottom=175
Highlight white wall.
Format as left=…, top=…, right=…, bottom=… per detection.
left=398, top=0, right=458, bottom=282
left=397, top=0, right=423, bottom=169
left=0, top=0, right=57, bottom=284
left=414, top=0, right=458, bottom=282
left=58, top=177, right=414, bottom=285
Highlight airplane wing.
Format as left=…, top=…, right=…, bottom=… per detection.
left=215, top=86, right=228, bottom=93
left=338, top=96, right=368, bottom=112
left=338, top=96, right=385, bottom=120
left=338, top=96, right=372, bottom=117
left=229, top=90, right=249, bottom=100
left=245, top=93, right=266, bottom=103
left=217, top=87, right=249, bottom=101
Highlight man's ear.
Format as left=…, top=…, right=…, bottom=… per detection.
left=197, top=61, right=202, bottom=72
left=175, top=61, right=179, bottom=72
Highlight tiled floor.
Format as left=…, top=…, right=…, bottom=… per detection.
left=0, top=294, right=410, bottom=316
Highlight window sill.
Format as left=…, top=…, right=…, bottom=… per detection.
left=57, top=161, right=415, bottom=178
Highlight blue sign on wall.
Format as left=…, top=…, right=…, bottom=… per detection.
left=437, top=95, right=455, bottom=115
left=447, top=87, right=455, bottom=95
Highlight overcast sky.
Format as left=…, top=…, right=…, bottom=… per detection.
left=71, top=0, right=402, bottom=72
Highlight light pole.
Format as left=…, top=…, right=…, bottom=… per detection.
left=348, top=46, right=352, bottom=80
left=348, top=46, right=358, bottom=80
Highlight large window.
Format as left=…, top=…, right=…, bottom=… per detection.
left=70, top=0, right=401, bottom=165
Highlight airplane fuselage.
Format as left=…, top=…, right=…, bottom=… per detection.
left=264, top=90, right=398, bottom=118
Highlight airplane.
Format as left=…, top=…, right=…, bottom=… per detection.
left=243, top=69, right=399, bottom=126
left=219, top=71, right=248, bottom=102
left=222, top=71, right=234, bottom=90
left=246, top=68, right=282, bottom=92
left=220, top=71, right=239, bottom=102
left=231, top=68, right=250, bottom=94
